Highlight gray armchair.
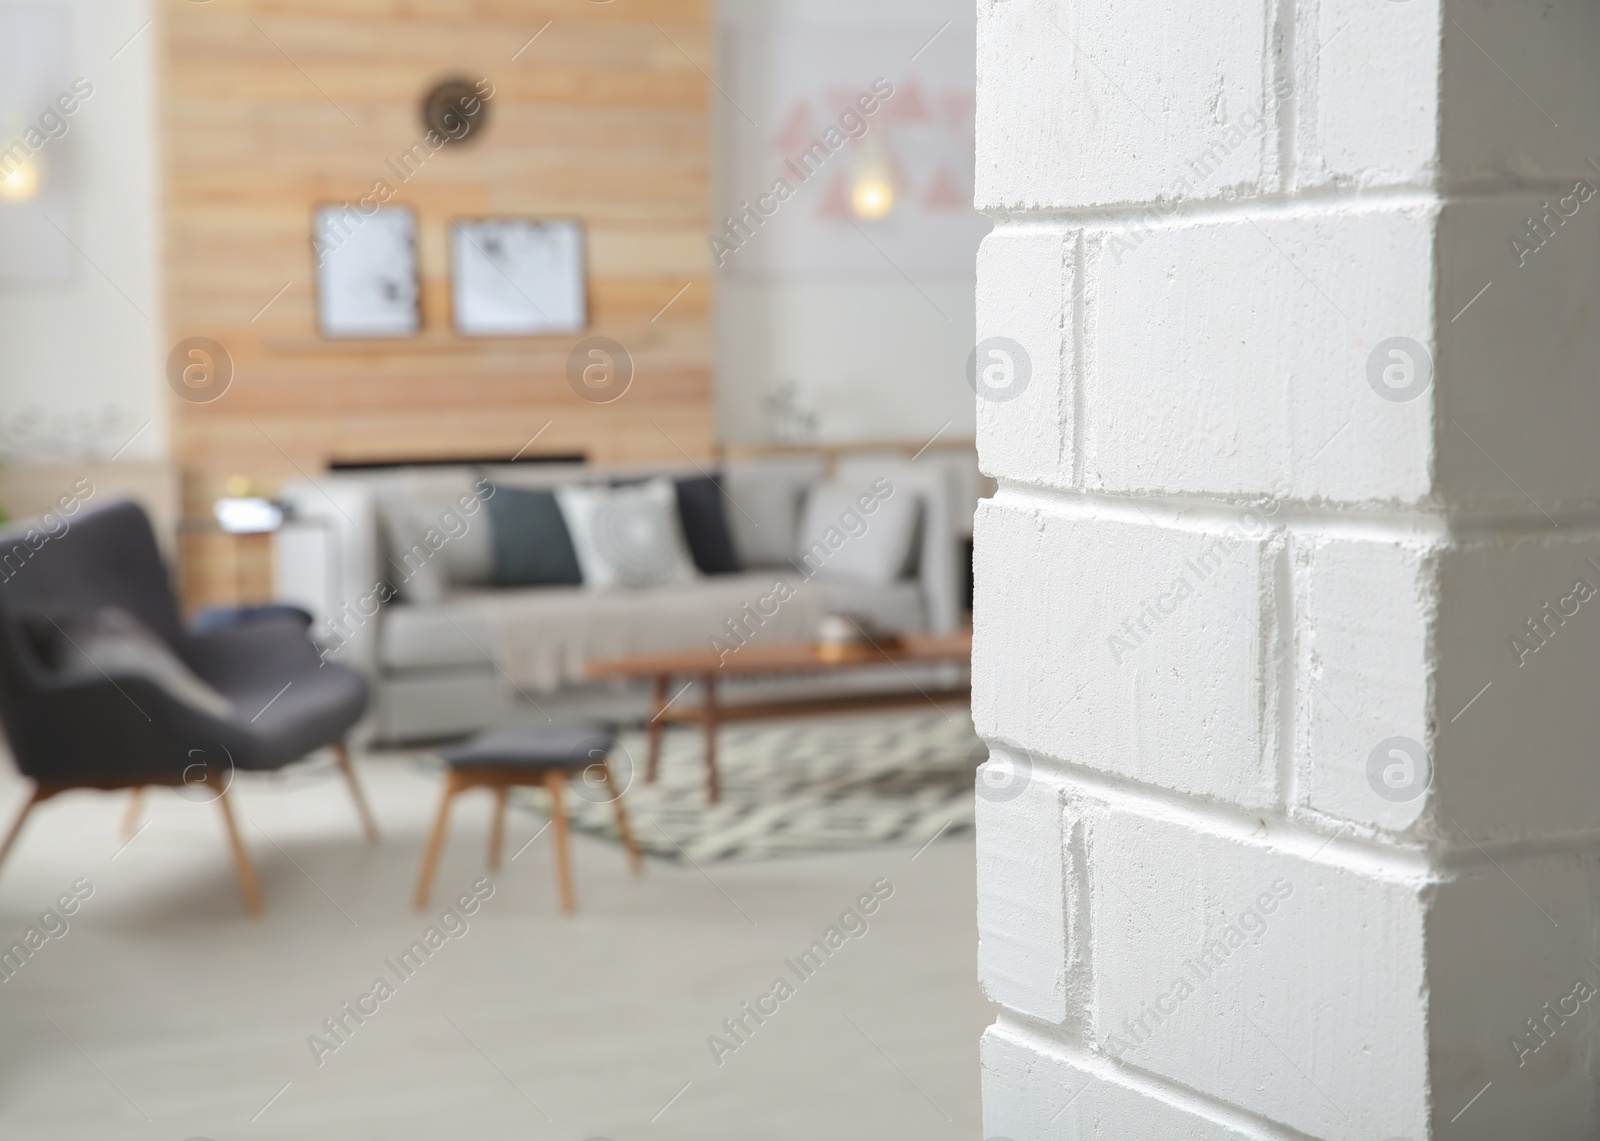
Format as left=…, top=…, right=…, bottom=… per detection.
left=0, top=499, right=374, bottom=914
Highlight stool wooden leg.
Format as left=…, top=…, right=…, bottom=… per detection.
left=333, top=742, right=380, bottom=844
left=646, top=674, right=667, bottom=783
left=701, top=671, right=721, bottom=805
left=488, top=784, right=508, bottom=870
left=120, top=787, right=145, bottom=840
left=215, top=787, right=263, bottom=917
left=545, top=770, right=575, bottom=914
left=597, top=761, right=643, bottom=877
left=414, top=771, right=462, bottom=910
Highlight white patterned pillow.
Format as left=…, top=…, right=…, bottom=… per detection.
left=556, top=478, right=699, bottom=589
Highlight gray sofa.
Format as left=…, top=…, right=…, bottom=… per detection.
left=276, top=454, right=967, bottom=744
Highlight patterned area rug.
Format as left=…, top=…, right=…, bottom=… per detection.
left=502, top=708, right=984, bottom=863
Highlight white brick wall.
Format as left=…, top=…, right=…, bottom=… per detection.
left=975, top=766, right=1075, bottom=1024
left=976, top=0, right=1272, bottom=211
left=975, top=227, right=1076, bottom=484
left=1084, top=207, right=1436, bottom=503
left=1085, top=809, right=1428, bottom=1140
left=975, top=0, right=1600, bottom=1136
left=974, top=499, right=1278, bottom=809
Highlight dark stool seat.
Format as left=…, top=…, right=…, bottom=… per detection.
left=439, top=724, right=614, bottom=769
left=415, top=723, right=642, bottom=914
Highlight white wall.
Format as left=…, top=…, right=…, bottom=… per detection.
left=975, top=1, right=1600, bottom=1138
left=0, top=0, right=165, bottom=465
left=715, top=0, right=979, bottom=446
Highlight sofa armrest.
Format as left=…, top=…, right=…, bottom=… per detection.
left=275, top=479, right=382, bottom=674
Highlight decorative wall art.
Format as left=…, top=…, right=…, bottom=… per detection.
left=718, top=23, right=987, bottom=277
left=313, top=204, right=421, bottom=338
left=449, top=218, right=586, bottom=336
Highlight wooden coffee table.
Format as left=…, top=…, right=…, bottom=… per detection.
left=586, top=629, right=971, bottom=804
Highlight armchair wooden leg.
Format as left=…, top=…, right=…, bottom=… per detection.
left=0, top=785, right=41, bottom=881
left=333, top=742, right=380, bottom=844
left=597, top=761, right=643, bottom=877
left=120, top=787, right=145, bottom=840
left=544, top=770, right=575, bottom=914
left=414, top=770, right=461, bottom=910
left=214, top=787, right=263, bottom=917
left=488, top=785, right=508, bottom=871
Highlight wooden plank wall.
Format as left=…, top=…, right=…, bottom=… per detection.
left=161, top=0, right=713, bottom=606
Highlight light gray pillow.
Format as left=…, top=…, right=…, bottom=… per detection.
left=556, top=478, right=699, bottom=590
left=46, top=608, right=234, bottom=719
left=377, top=500, right=449, bottom=604
left=795, top=477, right=920, bottom=586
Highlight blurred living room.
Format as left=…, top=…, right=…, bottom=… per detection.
left=0, top=0, right=990, bottom=1138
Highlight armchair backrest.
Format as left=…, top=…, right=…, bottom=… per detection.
left=0, top=499, right=185, bottom=775
left=0, top=498, right=182, bottom=643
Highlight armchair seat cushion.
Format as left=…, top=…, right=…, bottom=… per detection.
left=186, top=615, right=369, bottom=770
left=211, top=661, right=369, bottom=771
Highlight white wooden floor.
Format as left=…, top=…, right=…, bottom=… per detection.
left=0, top=753, right=991, bottom=1140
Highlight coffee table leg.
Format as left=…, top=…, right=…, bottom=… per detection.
left=646, top=674, right=667, bottom=784
left=702, top=671, right=720, bottom=805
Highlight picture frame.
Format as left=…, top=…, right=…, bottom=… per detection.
left=313, top=204, right=421, bottom=338
left=449, top=217, right=587, bottom=336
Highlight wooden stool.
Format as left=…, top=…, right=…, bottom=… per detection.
left=413, top=725, right=642, bottom=914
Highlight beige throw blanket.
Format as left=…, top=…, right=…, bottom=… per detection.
left=488, top=572, right=827, bottom=692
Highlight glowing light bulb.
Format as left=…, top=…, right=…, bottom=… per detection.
left=851, top=176, right=894, bottom=219
left=0, top=161, right=39, bottom=202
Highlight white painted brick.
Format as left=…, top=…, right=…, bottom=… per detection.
left=972, top=501, right=1277, bottom=808
left=1432, top=532, right=1600, bottom=839
left=1086, top=808, right=1428, bottom=1140
left=1439, top=0, right=1600, bottom=185
left=1437, top=194, right=1600, bottom=508
left=1427, top=857, right=1600, bottom=1140
left=976, top=226, right=1075, bottom=485
left=976, top=765, right=1075, bottom=1024
left=976, top=0, right=1271, bottom=210
left=1299, top=0, right=1442, bottom=189
left=1299, top=535, right=1436, bottom=832
left=981, top=1025, right=1270, bottom=1140
left=1083, top=207, right=1436, bottom=503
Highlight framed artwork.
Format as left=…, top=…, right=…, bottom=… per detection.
left=313, top=204, right=420, bottom=338
left=449, top=218, right=586, bottom=336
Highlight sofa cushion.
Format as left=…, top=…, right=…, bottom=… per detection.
left=556, top=479, right=698, bottom=590
left=812, top=578, right=929, bottom=634
left=674, top=474, right=742, bottom=575
left=378, top=596, right=504, bottom=671
left=486, top=484, right=583, bottom=587
left=795, top=476, right=920, bottom=586
left=376, top=574, right=930, bottom=676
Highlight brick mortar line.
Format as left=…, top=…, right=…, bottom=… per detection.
left=985, top=1015, right=1321, bottom=1141
left=980, top=178, right=1592, bottom=229
left=982, top=740, right=1435, bottom=884
left=990, top=482, right=1600, bottom=542
left=982, top=739, right=1600, bottom=882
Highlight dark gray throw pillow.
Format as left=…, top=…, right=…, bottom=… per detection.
left=675, top=474, right=742, bottom=575
left=486, top=484, right=584, bottom=586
